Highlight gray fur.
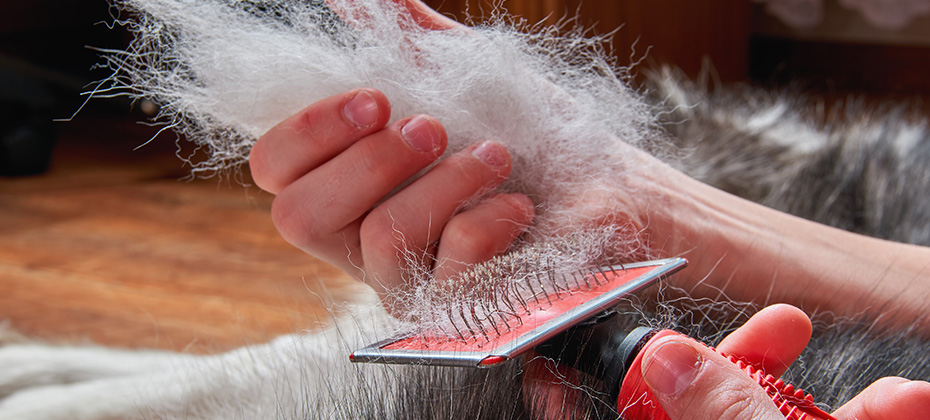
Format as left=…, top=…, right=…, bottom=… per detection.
left=339, top=73, right=930, bottom=419
left=653, top=69, right=930, bottom=246
left=1, top=76, right=928, bottom=420
left=3, top=6, right=930, bottom=419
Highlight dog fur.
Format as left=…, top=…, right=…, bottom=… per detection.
left=1, top=1, right=929, bottom=418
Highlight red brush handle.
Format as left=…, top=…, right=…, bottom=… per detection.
left=615, top=330, right=837, bottom=420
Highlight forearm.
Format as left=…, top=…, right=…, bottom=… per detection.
left=644, top=165, right=930, bottom=322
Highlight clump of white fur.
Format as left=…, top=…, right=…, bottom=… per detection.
left=101, top=0, right=666, bottom=326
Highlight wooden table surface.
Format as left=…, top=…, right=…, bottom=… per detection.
left=0, top=114, right=361, bottom=354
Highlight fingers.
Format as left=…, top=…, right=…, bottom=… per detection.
left=433, top=193, right=535, bottom=282
left=832, top=376, right=930, bottom=420
left=271, top=114, right=447, bottom=270
left=250, top=88, right=392, bottom=194
left=640, top=335, right=787, bottom=420
left=256, top=87, right=532, bottom=300
left=329, top=0, right=463, bottom=31
left=358, top=141, right=516, bottom=296
left=716, top=303, right=812, bottom=378
left=389, top=0, right=462, bottom=30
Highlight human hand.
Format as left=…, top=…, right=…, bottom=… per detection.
left=525, top=304, right=930, bottom=419
left=636, top=304, right=817, bottom=420
left=640, top=307, right=930, bottom=420
left=249, top=88, right=535, bottom=308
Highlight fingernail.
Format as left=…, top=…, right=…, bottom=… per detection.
left=343, top=91, right=380, bottom=128
left=641, top=340, right=703, bottom=397
left=472, top=141, right=509, bottom=170
left=505, top=193, right=534, bottom=212
left=401, top=116, right=443, bottom=154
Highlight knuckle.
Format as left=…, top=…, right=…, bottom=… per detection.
left=497, top=194, right=535, bottom=225
left=352, top=139, right=391, bottom=183
left=359, top=210, right=406, bottom=262
left=295, top=110, right=328, bottom=150
left=442, top=217, right=498, bottom=259
left=715, top=385, right=768, bottom=420
left=270, top=193, right=321, bottom=249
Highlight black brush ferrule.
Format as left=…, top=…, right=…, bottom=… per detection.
left=534, top=311, right=657, bottom=404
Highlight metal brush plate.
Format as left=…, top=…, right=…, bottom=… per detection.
left=350, top=258, right=687, bottom=368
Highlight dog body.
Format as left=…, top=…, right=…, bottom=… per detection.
left=1, top=1, right=929, bottom=418
left=2, top=75, right=929, bottom=419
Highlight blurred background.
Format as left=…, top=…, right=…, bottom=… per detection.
left=426, top=0, right=930, bottom=96
left=4, top=0, right=930, bottom=176
left=1, top=0, right=928, bottom=351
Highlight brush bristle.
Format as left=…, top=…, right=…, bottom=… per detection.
left=351, top=256, right=684, bottom=368
left=400, top=228, right=645, bottom=338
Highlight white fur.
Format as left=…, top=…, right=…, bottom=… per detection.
left=7, top=1, right=667, bottom=416
left=0, top=294, right=402, bottom=420
left=4, top=1, right=928, bottom=419
left=95, top=0, right=672, bottom=332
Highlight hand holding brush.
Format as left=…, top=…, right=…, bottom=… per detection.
left=251, top=85, right=930, bottom=419
left=529, top=304, right=929, bottom=420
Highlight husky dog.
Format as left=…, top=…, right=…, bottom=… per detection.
left=1, top=0, right=928, bottom=419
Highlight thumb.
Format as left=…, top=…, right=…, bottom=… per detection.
left=640, top=336, right=787, bottom=420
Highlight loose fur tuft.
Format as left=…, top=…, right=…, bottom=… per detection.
left=1, top=2, right=927, bottom=419
left=98, top=0, right=673, bottom=328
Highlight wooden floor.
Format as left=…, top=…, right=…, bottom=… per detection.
left=0, top=114, right=361, bottom=354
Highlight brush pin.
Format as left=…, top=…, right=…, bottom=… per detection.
left=596, top=265, right=612, bottom=283
left=559, top=273, right=581, bottom=289
left=458, top=308, right=477, bottom=340
left=578, top=269, right=594, bottom=288
left=470, top=308, right=490, bottom=343
left=447, top=309, right=468, bottom=342
left=497, top=310, right=513, bottom=330
left=524, top=275, right=542, bottom=305
left=498, top=290, right=521, bottom=322
left=350, top=258, right=688, bottom=368
left=532, top=271, right=554, bottom=306
left=481, top=303, right=502, bottom=336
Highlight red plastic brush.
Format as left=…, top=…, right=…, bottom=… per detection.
left=350, top=257, right=836, bottom=420
left=536, top=313, right=837, bottom=420
left=351, top=258, right=687, bottom=367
